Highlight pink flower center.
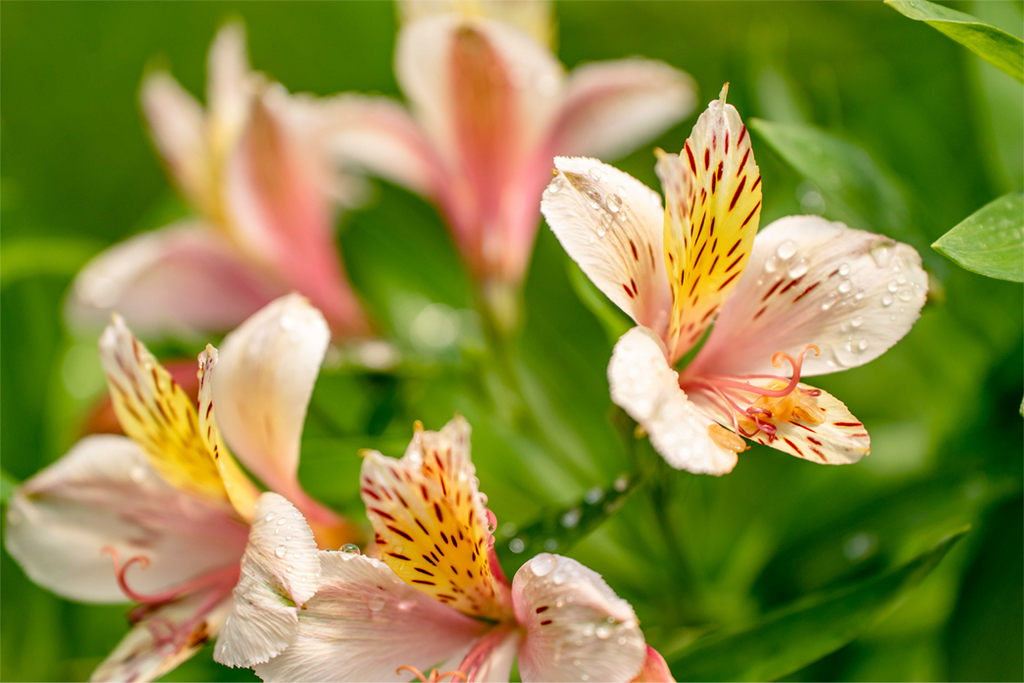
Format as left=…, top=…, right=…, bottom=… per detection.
left=682, top=344, right=825, bottom=449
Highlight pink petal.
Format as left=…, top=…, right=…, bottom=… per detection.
left=547, top=58, right=696, bottom=162
left=608, top=327, right=738, bottom=475
left=4, top=435, right=247, bottom=604
left=66, top=222, right=286, bottom=339
left=542, top=156, right=672, bottom=334
left=253, top=552, right=485, bottom=682
left=631, top=646, right=675, bottom=682
left=223, top=92, right=370, bottom=337
left=216, top=493, right=321, bottom=668
left=688, top=216, right=928, bottom=379
left=512, top=554, right=647, bottom=682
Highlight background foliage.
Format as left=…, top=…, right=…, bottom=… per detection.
left=1, top=2, right=1021, bottom=681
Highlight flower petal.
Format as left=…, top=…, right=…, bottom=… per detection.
left=549, top=58, right=696, bottom=161
left=689, top=216, right=928, bottom=378
left=99, top=316, right=232, bottom=503
left=542, top=156, right=671, bottom=333
left=360, top=416, right=510, bottom=621
left=197, top=345, right=261, bottom=522
left=631, top=646, right=676, bottom=682
left=512, top=554, right=647, bottom=683
left=207, top=22, right=253, bottom=147
left=658, top=85, right=762, bottom=362
left=216, top=493, right=320, bottom=668
left=397, top=0, right=555, bottom=47
left=91, top=589, right=232, bottom=683
left=212, top=294, right=328, bottom=498
left=608, top=327, right=737, bottom=475
left=4, top=435, right=247, bottom=603
left=140, top=72, right=212, bottom=214
left=252, top=552, right=484, bottom=682
left=224, top=92, right=370, bottom=337
left=67, top=223, right=286, bottom=339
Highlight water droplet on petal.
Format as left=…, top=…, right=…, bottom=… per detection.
left=265, top=512, right=276, bottom=523
left=129, top=466, right=147, bottom=484
left=764, top=255, right=779, bottom=273
left=776, top=240, right=797, bottom=260
left=546, top=177, right=563, bottom=194
left=881, top=293, right=893, bottom=307
left=596, top=625, right=612, bottom=639
left=277, top=518, right=287, bottom=526
left=340, top=544, right=360, bottom=555
left=838, top=263, right=851, bottom=277
left=870, top=242, right=894, bottom=267
left=857, top=338, right=869, bottom=352
left=368, top=596, right=386, bottom=612
left=275, top=545, right=287, bottom=559
left=552, top=569, right=567, bottom=585
left=606, top=194, right=622, bottom=213
left=788, top=259, right=809, bottom=278
left=887, top=280, right=899, bottom=293
left=851, top=316, right=863, bottom=328
left=821, top=292, right=839, bottom=310
left=838, top=279, right=853, bottom=294
left=898, top=289, right=913, bottom=302
left=531, top=555, right=556, bottom=577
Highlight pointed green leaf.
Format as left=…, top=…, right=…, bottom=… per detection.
left=932, top=192, right=1023, bottom=282
left=494, top=472, right=642, bottom=575
left=667, top=529, right=967, bottom=681
left=886, top=0, right=1024, bottom=82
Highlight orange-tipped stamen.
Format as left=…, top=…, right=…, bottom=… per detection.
left=101, top=546, right=239, bottom=605
left=396, top=666, right=467, bottom=682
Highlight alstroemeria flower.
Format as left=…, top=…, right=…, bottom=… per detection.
left=540, top=86, right=928, bottom=475
left=216, top=416, right=671, bottom=682
left=310, top=4, right=695, bottom=316
left=67, top=23, right=369, bottom=340
left=4, top=295, right=356, bottom=681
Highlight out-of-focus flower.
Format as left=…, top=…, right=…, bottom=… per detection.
left=311, top=3, right=695, bottom=324
left=541, top=85, right=928, bottom=475
left=67, top=24, right=369, bottom=340
left=5, top=295, right=357, bottom=681
left=216, top=416, right=672, bottom=682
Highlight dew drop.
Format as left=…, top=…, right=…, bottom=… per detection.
left=286, top=534, right=293, bottom=541
left=776, top=239, right=797, bottom=260
left=277, top=518, right=287, bottom=526
left=286, top=565, right=293, bottom=573
left=275, top=545, right=287, bottom=559
left=838, top=279, right=853, bottom=294
left=851, top=316, right=864, bottom=328
left=509, top=538, right=525, bottom=554
left=788, top=259, right=809, bottom=278
left=129, top=466, right=147, bottom=484
left=881, top=293, right=893, bottom=307
left=279, top=313, right=297, bottom=330
left=367, top=595, right=386, bottom=612
left=596, top=625, right=612, bottom=639
left=552, top=569, right=567, bottom=586
left=854, top=288, right=865, bottom=302
left=887, top=280, right=899, bottom=293
left=857, top=338, right=869, bottom=352
left=588, top=167, right=603, bottom=182
left=606, top=194, right=623, bottom=213
left=265, top=512, right=277, bottom=523
left=838, top=263, right=851, bottom=277
left=582, top=624, right=595, bottom=637
left=898, top=289, right=913, bottom=302
left=340, top=543, right=360, bottom=555
left=870, top=242, right=894, bottom=267
left=821, top=292, right=839, bottom=310
left=531, top=554, right=556, bottom=577
left=764, top=255, right=779, bottom=273
left=547, top=176, right=563, bottom=194
left=618, top=636, right=627, bottom=645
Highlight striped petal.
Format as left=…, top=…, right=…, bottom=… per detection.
left=359, top=416, right=511, bottom=621
left=542, top=156, right=671, bottom=333
left=659, top=84, right=762, bottom=362
left=608, top=327, right=738, bottom=475
left=512, top=554, right=647, bottom=683
left=687, top=216, right=928, bottom=379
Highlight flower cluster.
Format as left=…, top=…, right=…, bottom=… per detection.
left=4, top=2, right=931, bottom=682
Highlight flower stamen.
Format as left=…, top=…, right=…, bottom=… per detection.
left=101, top=546, right=239, bottom=606
left=396, top=665, right=467, bottom=682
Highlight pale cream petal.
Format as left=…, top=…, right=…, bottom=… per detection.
left=216, top=493, right=320, bottom=668
left=608, top=327, right=737, bottom=475
left=207, top=21, right=254, bottom=147
left=542, top=156, right=671, bottom=333
left=253, top=552, right=484, bottom=682
left=397, top=0, right=555, bottom=47
left=513, top=554, right=647, bottom=683
left=688, top=215, right=929, bottom=378
left=631, top=646, right=675, bottom=682
left=212, top=294, right=329, bottom=496
left=4, top=435, right=247, bottom=604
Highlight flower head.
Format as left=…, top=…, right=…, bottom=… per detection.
left=219, top=416, right=670, bottom=682
left=541, top=85, right=928, bottom=474
left=5, top=295, right=355, bottom=681
left=310, top=4, right=695, bottom=322
left=68, top=24, right=369, bottom=340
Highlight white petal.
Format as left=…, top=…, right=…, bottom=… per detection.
left=397, top=0, right=555, bottom=47
left=91, top=590, right=232, bottom=682
left=542, top=156, right=671, bottom=332
left=213, top=294, right=329, bottom=495
left=216, top=493, right=320, bottom=668
left=512, top=554, right=647, bottom=683
left=690, top=216, right=928, bottom=378
left=207, top=22, right=254, bottom=145
left=140, top=72, right=212, bottom=213
left=66, top=223, right=285, bottom=339
left=313, top=94, right=445, bottom=198
left=4, top=435, right=247, bottom=604
left=608, top=327, right=737, bottom=475
left=253, top=552, right=484, bottom=682
left=551, top=58, right=696, bottom=161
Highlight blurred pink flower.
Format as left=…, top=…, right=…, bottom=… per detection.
left=216, top=416, right=672, bottom=682
left=541, top=86, right=928, bottom=475
left=67, top=24, right=369, bottom=340
left=311, top=6, right=695, bottom=320
left=5, top=295, right=358, bottom=681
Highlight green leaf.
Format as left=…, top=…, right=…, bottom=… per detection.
left=0, top=469, right=17, bottom=503
left=749, top=119, right=930, bottom=256
left=0, top=237, right=101, bottom=288
left=932, top=192, right=1023, bottom=282
left=494, top=472, right=642, bottom=575
left=564, top=258, right=632, bottom=345
left=886, top=0, right=1024, bottom=82
left=667, top=529, right=967, bottom=681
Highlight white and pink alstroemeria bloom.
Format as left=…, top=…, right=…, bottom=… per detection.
left=4, top=295, right=358, bottom=682
left=311, top=6, right=695, bottom=309
left=216, top=416, right=672, bottom=682
left=67, top=23, right=369, bottom=340
left=540, top=86, right=928, bottom=475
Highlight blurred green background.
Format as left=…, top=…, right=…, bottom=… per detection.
left=1, top=1, right=1021, bottom=681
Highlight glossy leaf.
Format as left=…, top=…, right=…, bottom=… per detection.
left=932, top=192, right=1023, bottom=282
left=886, top=0, right=1024, bottom=82
left=667, top=529, right=967, bottom=681
left=494, top=472, right=642, bottom=575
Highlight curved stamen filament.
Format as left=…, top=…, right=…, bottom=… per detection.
left=396, top=666, right=466, bottom=682
left=705, top=345, right=820, bottom=398
left=101, top=546, right=239, bottom=605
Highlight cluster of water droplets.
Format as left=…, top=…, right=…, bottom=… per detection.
left=262, top=508, right=320, bottom=583
left=757, top=238, right=810, bottom=287
left=545, top=168, right=629, bottom=245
